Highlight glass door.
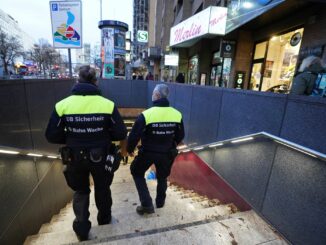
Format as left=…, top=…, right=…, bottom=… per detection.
left=210, top=65, right=222, bottom=86
left=250, top=62, right=263, bottom=91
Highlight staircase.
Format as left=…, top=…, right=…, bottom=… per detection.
left=24, top=165, right=287, bottom=245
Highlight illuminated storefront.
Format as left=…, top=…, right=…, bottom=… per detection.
left=249, top=28, right=304, bottom=93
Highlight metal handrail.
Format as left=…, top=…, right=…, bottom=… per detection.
left=178, top=132, right=326, bottom=161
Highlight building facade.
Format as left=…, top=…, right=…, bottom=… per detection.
left=149, top=0, right=326, bottom=93
left=133, top=0, right=149, bottom=61
left=0, top=8, right=35, bottom=51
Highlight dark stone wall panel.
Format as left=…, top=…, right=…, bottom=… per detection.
left=188, top=87, right=222, bottom=145
left=0, top=218, right=24, bottom=245
left=212, top=139, right=277, bottom=210
left=0, top=81, right=32, bottom=149
left=281, top=96, right=326, bottom=154
left=18, top=188, right=44, bottom=239
left=196, top=148, right=214, bottom=166
left=218, top=90, right=286, bottom=141
left=99, top=79, right=132, bottom=107
left=131, top=80, right=148, bottom=108
left=174, top=86, right=193, bottom=142
left=0, top=155, right=38, bottom=233
left=262, top=145, right=326, bottom=245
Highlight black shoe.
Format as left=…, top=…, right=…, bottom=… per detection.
left=76, top=234, right=89, bottom=241
left=156, top=202, right=165, bottom=208
left=98, top=215, right=112, bottom=225
left=136, top=205, right=155, bottom=215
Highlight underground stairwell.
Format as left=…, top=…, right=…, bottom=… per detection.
left=24, top=165, right=287, bottom=245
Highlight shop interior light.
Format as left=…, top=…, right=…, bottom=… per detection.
left=27, top=153, right=43, bottom=157
left=270, top=36, right=278, bottom=41
left=47, top=156, right=57, bottom=159
left=243, top=1, right=254, bottom=9
left=209, top=143, right=223, bottom=148
left=193, top=146, right=204, bottom=151
left=182, top=149, right=191, bottom=153
left=231, top=137, right=254, bottom=144
left=177, top=145, right=188, bottom=150
left=0, top=149, right=20, bottom=155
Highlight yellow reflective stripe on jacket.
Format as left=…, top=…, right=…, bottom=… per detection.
left=142, top=107, right=182, bottom=125
left=55, top=95, right=114, bottom=116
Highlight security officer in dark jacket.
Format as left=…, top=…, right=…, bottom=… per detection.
left=45, top=65, right=127, bottom=241
left=127, top=84, right=184, bottom=215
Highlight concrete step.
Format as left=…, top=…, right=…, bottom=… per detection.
left=38, top=185, right=230, bottom=234
left=25, top=206, right=240, bottom=245
left=89, top=211, right=287, bottom=245
left=25, top=211, right=286, bottom=245
left=35, top=206, right=232, bottom=234
left=45, top=180, right=222, bottom=224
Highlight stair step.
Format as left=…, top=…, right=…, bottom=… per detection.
left=25, top=207, right=240, bottom=244
left=24, top=165, right=286, bottom=245
left=25, top=211, right=285, bottom=245
left=39, top=185, right=226, bottom=232
left=87, top=211, right=287, bottom=245
left=37, top=202, right=233, bottom=235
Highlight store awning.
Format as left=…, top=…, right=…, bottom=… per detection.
left=170, top=6, right=228, bottom=48
left=225, top=0, right=285, bottom=34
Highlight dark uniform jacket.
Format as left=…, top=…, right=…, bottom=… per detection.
left=45, top=82, right=127, bottom=148
left=127, top=98, right=184, bottom=154
left=290, top=63, right=326, bottom=95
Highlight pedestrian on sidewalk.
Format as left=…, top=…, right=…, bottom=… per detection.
left=127, top=84, right=185, bottom=215
left=290, top=55, right=326, bottom=95
left=45, top=65, right=127, bottom=241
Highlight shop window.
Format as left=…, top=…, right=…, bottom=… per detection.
left=249, top=28, right=304, bottom=93
left=254, top=41, right=267, bottom=60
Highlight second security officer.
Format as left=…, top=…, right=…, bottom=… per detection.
left=127, top=84, right=184, bottom=215
left=45, top=65, right=127, bottom=241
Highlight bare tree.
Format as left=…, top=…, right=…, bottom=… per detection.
left=0, top=28, right=24, bottom=75
left=28, top=39, right=62, bottom=76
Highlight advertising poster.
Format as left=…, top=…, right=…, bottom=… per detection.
left=50, top=1, right=82, bottom=48
left=114, top=54, right=125, bottom=77
left=114, top=29, right=126, bottom=49
left=103, top=28, right=114, bottom=63
left=102, top=28, right=114, bottom=78
left=104, top=63, right=114, bottom=78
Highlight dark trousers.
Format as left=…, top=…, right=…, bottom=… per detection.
left=130, top=151, right=174, bottom=207
left=63, top=158, right=114, bottom=236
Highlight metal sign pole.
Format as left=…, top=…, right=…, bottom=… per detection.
left=68, top=48, right=73, bottom=78
left=100, top=0, right=102, bottom=20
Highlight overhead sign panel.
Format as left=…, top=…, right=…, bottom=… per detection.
left=170, top=6, right=227, bottom=47
left=137, top=30, right=148, bottom=43
left=50, top=1, right=82, bottom=48
left=164, top=54, right=179, bottom=66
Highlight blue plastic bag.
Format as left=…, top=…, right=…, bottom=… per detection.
left=146, top=170, right=156, bottom=180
